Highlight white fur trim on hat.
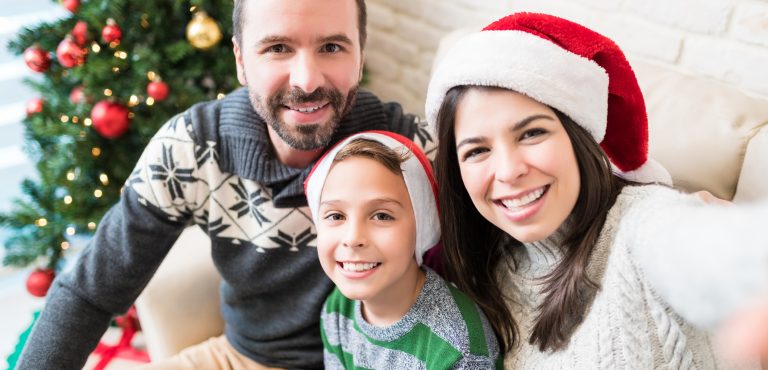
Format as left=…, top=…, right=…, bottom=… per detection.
left=425, top=30, right=610, bottom=142
left=614, top=158, right=673, bottom=185
left=305, top=132, right=440, bottom=266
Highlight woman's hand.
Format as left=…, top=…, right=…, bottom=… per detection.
left=694, top=190, right=731, bottom=206
left=715, top=295, right=768, bottom=366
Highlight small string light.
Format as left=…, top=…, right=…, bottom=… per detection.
left=217, top=93, right=226, bottom=100
left=104, top=89, right=113, bottom=97
left=66, top=171, right=76, bottom=181
left=129, top=95, right=140, bottom=107
left=109, top=41, right=120, bottom=49
left=66, top=227, right=76, bottom=236
left=94, top=189, right=103, bottom=198
left=88, top=222, right=97, bottom=230
left=91, top=42, right=101, bottom=53
left=146, top=97, right=155, bottom=106
left=114, top=51, right=128, bottom=59
left=190, top=5, right=198, bottom=12
left=64, top=195, right=73, bottom=204
left=128, top=112, right=135, bottom=119
left=61, top=241, right=70, bottom=250
left=84, top=118, right=92, bottom=126
left=147, top=71, right=157, bottom=81
left=112, top=67, right=120, bottom=73
left=99, top=173, right=109, bottom=185
left=71, top=116, right=79, bottom=123
left=35, top=218, right=48, bottom=227
left=60, top=115, right=70, bottom=123
left=91, top=147, right=102, bottom=157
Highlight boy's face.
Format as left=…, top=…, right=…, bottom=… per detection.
left=232, top=0, right=363, bottom=151
left=316, top=156, right=420, bottom=304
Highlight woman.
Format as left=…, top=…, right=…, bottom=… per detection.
left=426, top=12, right=768, bottom=369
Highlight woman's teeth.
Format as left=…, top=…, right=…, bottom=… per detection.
left=501, top=187, right=545, bottom=209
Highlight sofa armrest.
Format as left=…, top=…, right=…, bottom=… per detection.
left=135, top=225, right=224, bottom=360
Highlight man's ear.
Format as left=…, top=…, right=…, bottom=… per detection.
left=232, top=37, right=246, bottom=86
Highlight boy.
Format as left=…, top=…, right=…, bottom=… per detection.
left=305, top=131, right=500, bottom=369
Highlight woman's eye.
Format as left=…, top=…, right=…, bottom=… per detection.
left=321, top=43, right=342, bottom=53
left=372, top=212, right=394, bottom=221
left=461, top=147, right=488, bottom=161
left=521, top=128, right=547, bottom=140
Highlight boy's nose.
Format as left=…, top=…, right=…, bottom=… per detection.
left=342, top=221, right=366, bottom=248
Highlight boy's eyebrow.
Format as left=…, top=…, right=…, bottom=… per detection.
left=319, top=197, right=405, bottom=208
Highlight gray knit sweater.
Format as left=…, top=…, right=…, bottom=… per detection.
left=17, top=87, right=436, bottom=370
left=501, top=185, right=768, bottom=369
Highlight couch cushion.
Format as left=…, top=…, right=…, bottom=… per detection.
left=632, top=59, right=768, bottom=200
left=734, top=125, right=768, bottom=202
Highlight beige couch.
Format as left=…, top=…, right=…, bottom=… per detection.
left=135, top=57, right=768, bottom=361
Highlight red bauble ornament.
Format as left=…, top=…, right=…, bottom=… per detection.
left=56, top=35, right=87, bottom=68
left=72, top=20, right=89, bottom=46
left=26, top=98, right=44, bottom=116
left=23, top=44, right=51, bottom=73
left=102, top=18, right=123, bottom=44
left=26, top=268, right=55, bottom=297
left=62, top=0, right=80, bottom=13
left=147, top=80, right=169, bottom=101
left=69, top=86, right=86, bottom=104
left=91, top=100, right=130, bottom=138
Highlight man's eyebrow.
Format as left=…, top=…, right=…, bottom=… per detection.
left=255, top=35, right=293, bottom=47
left=319, top=34, right=354, bottom=46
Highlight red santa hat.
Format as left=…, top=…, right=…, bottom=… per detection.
left=304, top=131, right=440, bottom=266
left=425, top=12, right=671, bottom=184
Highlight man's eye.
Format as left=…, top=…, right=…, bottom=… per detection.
left=321, top=43, right=342, bottom=53
left=266, top=44, right=288, bottom=53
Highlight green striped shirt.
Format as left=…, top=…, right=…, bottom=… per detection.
left=321, top=268, right=501, bottom=369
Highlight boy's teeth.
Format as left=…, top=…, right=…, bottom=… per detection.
left=342, top=262, right=379, bottom=272
left=501, top=187, right=545, bottom=209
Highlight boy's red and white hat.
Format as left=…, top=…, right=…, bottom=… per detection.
left=304, top=131, right=440, bottom=266
left=425, top=12, right=671, bottom=184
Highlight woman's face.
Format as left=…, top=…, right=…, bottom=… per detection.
left=453, top=88, right=580, bottom=243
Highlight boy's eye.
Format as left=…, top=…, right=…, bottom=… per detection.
left=372, top=212, right=394, bottom=221
left=321, top=43, right=342, bottom=53
left=324, top=212, right=344, bottom=221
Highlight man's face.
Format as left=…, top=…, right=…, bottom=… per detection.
left=233, top=0, right=363, bottom=151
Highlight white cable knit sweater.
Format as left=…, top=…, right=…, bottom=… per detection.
left=501, top=185, right=768, bottom=369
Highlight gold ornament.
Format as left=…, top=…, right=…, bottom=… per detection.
left=186, top=11, right=222, bottom=50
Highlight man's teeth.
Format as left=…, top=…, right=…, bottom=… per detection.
left=501, top=187, right=545, bottom=209
left=342, top=262, right=379, bottom=272
left=293, top=105, right=323, bottom=113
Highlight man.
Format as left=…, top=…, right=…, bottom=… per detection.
left=17, top=0, right=433, bottom=369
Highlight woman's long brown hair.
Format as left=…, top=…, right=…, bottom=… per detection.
left=434, top=86, right=629, bottom=353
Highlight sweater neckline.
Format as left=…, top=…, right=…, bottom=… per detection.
left=354, top=267, right=438, bottom=342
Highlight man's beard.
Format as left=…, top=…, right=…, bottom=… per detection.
left=249, top=85, right=358, bottom=151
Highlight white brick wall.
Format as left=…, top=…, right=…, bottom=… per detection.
left=365, top=0, right=768, bottom=115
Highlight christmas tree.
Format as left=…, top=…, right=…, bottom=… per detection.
left=1, top=0, right=238, bottom=288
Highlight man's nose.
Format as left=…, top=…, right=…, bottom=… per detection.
left=289, top=52, right=325, bottom=94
